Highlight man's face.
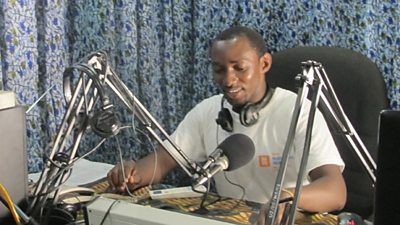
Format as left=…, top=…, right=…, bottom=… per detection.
left=211, top=36, right=271, bottom=108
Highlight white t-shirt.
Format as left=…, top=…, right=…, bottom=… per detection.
left=166, top=87, right=344, bottom=203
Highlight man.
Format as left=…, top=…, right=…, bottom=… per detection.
left=107, top=26, right=346, bottom=223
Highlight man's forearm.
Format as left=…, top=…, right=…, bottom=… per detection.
left=293, top=165, right=347, bottom=212
left=135, top=147, right=178, bottom=188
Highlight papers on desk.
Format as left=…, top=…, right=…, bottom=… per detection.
left=29, top=158, right=114, bottom=187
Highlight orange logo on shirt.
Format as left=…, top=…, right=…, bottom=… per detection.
left=258, top=153, right=283, bottom=168
left=258, top=155, right=271, bottom=167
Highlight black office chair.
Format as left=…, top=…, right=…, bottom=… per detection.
left=267, top=46, right=389, bottom=219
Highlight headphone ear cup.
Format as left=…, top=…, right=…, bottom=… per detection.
left=47, top=205, right=76, bottom=225
left=240, top=87, right=275, bottom=126
left=216, top=108, right=233, bottom=132
left=90, top=108, right=120, bottom=138
left=240, top=103, right=259, bottom=127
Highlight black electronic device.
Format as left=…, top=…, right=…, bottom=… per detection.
left=373, top=110, right=400, bottom=225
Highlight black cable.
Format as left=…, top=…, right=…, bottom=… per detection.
left=0, top=195, right=39, bottom=225
left=215, top=122, right=247, bottom=204
left=35, top=124, right=136, bottom=197
left=99, top=200, right=120, bottom=225
left=197, top=178, right=212, bottom=213
left=34, top=167, right=73, bottom=197
left=189, top=172, right=247, bottom=216
left=28, top=154, right=93, bottom=221
left=28, top=136, right=106, bottom=216
left=29, top=124, right=134, bottom=224
left=46, top=214, right=73, bottom=224
left=200, top=123, right=245, bottom=214
left=0, top=194, right=10, bottom=209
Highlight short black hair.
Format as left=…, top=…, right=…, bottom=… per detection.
left=213, top=26, right=267, bottom=57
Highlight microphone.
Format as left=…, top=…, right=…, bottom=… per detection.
left=193, top=133, right=255, bottom=188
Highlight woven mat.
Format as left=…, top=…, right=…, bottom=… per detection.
left=84, top=178, right=337, bottom=225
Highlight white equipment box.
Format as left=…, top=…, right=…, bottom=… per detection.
left=85, top=196, right=238, bottom=225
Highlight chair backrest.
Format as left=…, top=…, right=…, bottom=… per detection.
left=267, top=46, right=389, bottom=218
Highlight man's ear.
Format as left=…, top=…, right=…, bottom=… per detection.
left=260, top=52, right=272, bottom=74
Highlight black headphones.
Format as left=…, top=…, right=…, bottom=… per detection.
left=63, top=62, right=120, bottom=139
left=215, top=87, right=275, bottom=132
left=89, top=100, right=120, bottom=138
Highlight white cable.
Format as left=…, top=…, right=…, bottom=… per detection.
left=26, top=84, right=55, bottom=114
left=129, top=112, right=158, bottom=189
left=115, top=135, right=135, bottom=198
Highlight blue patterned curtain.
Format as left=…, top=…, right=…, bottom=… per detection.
left=1, top=0, right=399, bottom=185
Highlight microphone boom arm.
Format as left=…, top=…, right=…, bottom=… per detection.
left=28, top=64, right=102, bottom=219
left=87, top=51, right=202, bottom=178
left=266, top=60, right=376, bottom=225
left=28, top=50, right=203, bottom=223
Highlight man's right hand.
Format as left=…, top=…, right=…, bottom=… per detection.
left=107, top=160, right=142, bottom=193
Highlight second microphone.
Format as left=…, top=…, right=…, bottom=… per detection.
left=193, top=133, right=255, bottom=189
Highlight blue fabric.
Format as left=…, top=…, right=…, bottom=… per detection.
left=1, top=1, right=399, bottom=186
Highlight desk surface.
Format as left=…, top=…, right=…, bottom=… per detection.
left=83, top=178, right=338, bottom=225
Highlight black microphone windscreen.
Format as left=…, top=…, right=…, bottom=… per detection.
left=218, top=133, right=255, bottom=171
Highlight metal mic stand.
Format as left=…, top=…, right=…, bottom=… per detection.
left=28, top=60, right=104, bottom=221
left=28, top=50, right=204, bottom=223
left=28, top=52, right=203, bottom=224
left=85, top=51, right=203, bottom=178
left=265, top=60, right=376, bottom=225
